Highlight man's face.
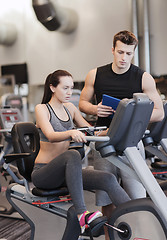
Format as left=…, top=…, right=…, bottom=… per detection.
left=112, top=40, right=135, bottom=71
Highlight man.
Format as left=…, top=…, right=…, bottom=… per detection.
left=79, top=30, right=164, bottom=239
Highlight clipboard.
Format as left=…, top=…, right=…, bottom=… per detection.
left=102, top=94, right=120, bottom=119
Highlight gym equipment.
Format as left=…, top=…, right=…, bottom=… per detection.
left=0, top=107, right=23, bottom=218
left=1, top=63, right=29, bottom=121
left=5, top=123, right=109, bottom=240
left=0, top=74, right=15, bottom=97
left=0, top=93, right=28, bottom=122
left=143, top=100, right=167, bottom=179
left=4, top=122, right=109, bottom=240
left=1, top=93, right=23, bottom=111
left=148, top=100, right=167, bottom=153
left=0, top=107, right=23, bottom=150
left=4, top=93, right=167, bottom=239
left=95, top=93, right=167, bottom=239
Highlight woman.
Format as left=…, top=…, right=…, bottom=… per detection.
left=31, top=70, right=130, bottom=235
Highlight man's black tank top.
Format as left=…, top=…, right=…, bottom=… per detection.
left=94, top=63, right=144, bottom=127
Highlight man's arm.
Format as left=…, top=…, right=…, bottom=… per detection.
left=79, top=69, right=114, bottom=117
left=79, top=69, right=98, bottom=115
left=142, top=72, right=164, bottom=122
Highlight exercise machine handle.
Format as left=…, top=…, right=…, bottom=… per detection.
left=85, top=136, right=110, bottom=142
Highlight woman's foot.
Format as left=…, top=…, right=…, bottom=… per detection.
left=78, top=210, right=107, bottom=234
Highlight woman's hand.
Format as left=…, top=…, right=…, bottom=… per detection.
left=69, top=130, right=87, bottom=143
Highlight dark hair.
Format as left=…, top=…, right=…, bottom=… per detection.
left=113, top=30, right=138, bottom=49
left=41, top=70, right=73, bottom=104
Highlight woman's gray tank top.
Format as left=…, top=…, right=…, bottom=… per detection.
left=38, top=103, right=74, bottom=142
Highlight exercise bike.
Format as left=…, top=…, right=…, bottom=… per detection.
left=143, top=100, right=167, bottom=180
left=94, top=93, right=167, bottom=239
left=4, top=93, right=167, bottom=239
left=0, top=107, right=23, bottom=218
left=3, top=122, right=109, bottom=240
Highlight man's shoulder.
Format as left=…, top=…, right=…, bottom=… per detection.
left=97, top=63, right=112, bottom=72
left=130, top=64, right=145, bottom=74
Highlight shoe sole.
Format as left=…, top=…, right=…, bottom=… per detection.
left=89, top=216, right=107, bottom=234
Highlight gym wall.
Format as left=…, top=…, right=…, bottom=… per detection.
left=0, top=0, right=166, bottom=87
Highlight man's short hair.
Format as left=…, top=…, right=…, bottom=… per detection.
left=113, top=30, right=138, bottom=49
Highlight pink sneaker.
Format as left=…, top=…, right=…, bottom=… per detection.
left=86, top=211, right=103, bottom=224
left=78, top=210, right=89, bottom=233
left=79, top=210, right=107, bottom=234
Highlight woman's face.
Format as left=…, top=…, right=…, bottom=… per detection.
left=51, top=76, right=74, bottom=103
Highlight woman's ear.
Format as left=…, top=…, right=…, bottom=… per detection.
left=50, top=84, right=55, bottom=93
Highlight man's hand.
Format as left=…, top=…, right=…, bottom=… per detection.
left=97, top=102, right=115, bottom=117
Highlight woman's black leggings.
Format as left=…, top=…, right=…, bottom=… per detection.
left=31, top=150, right=130, bottom=215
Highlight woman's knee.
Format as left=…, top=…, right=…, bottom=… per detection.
left=66, top=149, right=81, bottom=164
left=101, top=172, right=118, bottom=189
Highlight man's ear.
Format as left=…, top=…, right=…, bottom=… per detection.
left=112, top=47, right=114, bottom=54
left=131, top=51, right=135, bottom=58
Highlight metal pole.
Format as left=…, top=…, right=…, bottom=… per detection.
left=125, top=146, right=167, bottom=222
left=143, top=0, right=150, bottom=73
left=132, top=0, right=139, bottom=66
